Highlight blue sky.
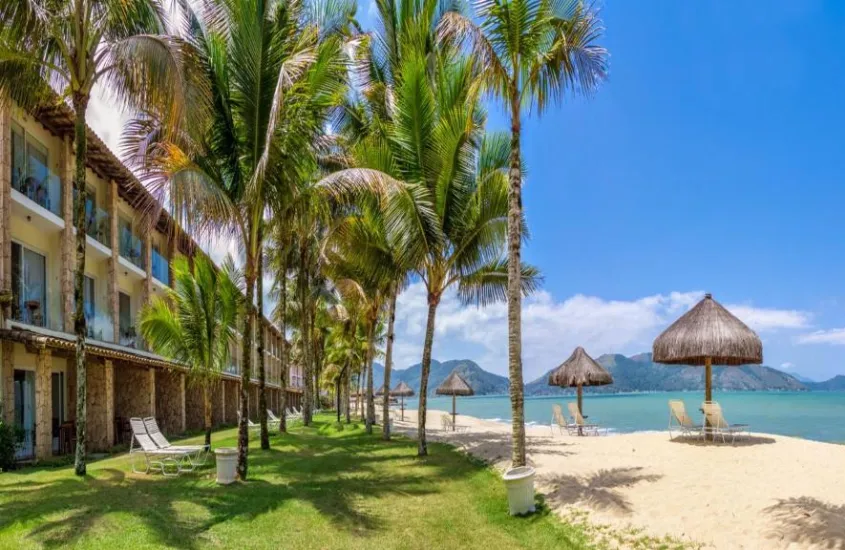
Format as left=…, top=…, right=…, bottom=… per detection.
left=90, top=1, right=845, bottom=381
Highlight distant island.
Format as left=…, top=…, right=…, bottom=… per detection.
left=367, top=353, right=844, bottom=397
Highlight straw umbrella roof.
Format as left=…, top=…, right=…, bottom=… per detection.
left=391, top=381, right=415, bottom=397
left=653, top=293, right=762, bottom=366
left=375, top=385, right=387, bottom=396
left=548, top=347, right=613, bottom=387
left=435, top=371, right=474, bottom=396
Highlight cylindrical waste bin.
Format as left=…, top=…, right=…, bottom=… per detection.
left=502, top=466, right=536, bottom=515
left=215, top=448, right=238, bottom=485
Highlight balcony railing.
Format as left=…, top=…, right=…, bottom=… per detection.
left=119, top=229, right=146, bottom=270
left=151, top=249, right=169, bottom=285
left=11, top=297, right=62, bottom=332
left=85, top=307, right=114, bottom=343
left=72, top=192, right=111, bottom=248
left=12, top=168, right=62, bottom=217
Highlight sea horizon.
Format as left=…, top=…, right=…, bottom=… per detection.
left=403, top=391, right=845, bottom=443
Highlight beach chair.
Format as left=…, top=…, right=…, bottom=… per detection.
left=287, top=407, right=302, bottom=422
left=143, top=417, right=209, bottom=467
left=701, top=402, right=750, bottom=443
left=440, top=414, right=469, bottom=433
left=567, top=402, right=601, bottom=436
left=129, top=418, right=193, bottom=476
left=668, top=401, right=703, bottom=440
left=237, top=410, right=261, bottom=432
left=551, top=404, right=578, bottom=436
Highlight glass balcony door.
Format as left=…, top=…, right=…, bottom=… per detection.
left=14, top=369, right=35, bottom=460
left=11, top=242, right=47, bottom=328
left=51, top=372, right=65, bottom=454
left=119, top=292, right=136, bottom=347
left=10, top=122, right=62, bottom=217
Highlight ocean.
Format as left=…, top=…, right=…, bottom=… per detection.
left=403, top=391, right=845, bottom=443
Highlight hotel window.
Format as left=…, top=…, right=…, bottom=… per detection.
left=11, top=123, right=59, bottom=215
left=11, top=242, right=47, bottom=327
left=119, top=292, right=135, bottom=347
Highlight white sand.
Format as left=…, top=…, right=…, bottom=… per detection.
left=393, top=408, right=845, bottom=549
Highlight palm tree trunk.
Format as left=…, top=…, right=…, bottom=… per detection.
left=299, top=245, right=313, bottom=426
left=72, top=94, right=89, bottom=477
left=278, top=253, right=288, bottom=433
left=507, top=94, right=526, bottom=467
left=417, top=294, right=439, bottom=456
left=345, top=369, right=351, bottom=424
left=364, top=313, right=377, bottom=434
left=382, top=288, right=397, bottom=440
left=238, top=253, right=256, bottom=480
left=203, top=383, right=212, bottom=447
left=359, top=371, right=365, bottom=420
left=257, top=222, right=269, bottom=450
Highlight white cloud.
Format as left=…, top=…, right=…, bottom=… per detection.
left=797, top=329, right=845, bottom=346
left=394, top=285, right=812, bottom=380
left=780, top=362, right=793, bottom=370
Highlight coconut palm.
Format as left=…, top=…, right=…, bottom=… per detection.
left=139, top=255, right=241, bottom=447
left=125, top=0, right=352, bottom=478
left=438, top=0, right=607, bottom=466
left=0, top=0, right=192, bottom=476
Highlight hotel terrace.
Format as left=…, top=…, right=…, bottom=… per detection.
left=0, top=96, right=304, bottom=462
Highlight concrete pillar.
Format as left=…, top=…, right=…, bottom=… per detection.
left=59, top=136, right=75, bottom=332
left=34, top=348, right=52, bottom=460
left=180, top=372, right=186, bottom=432
left=1, top=341, right=14, bottom=423
left=148, top=368, right=156, bottom=417
left=104, top=360, right=114, bottom=446
left=107, top=180, right=119, bottom=343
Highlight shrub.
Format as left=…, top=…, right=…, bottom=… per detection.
left=0, top=421, right=20, bottom=471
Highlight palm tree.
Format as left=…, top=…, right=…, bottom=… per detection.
left=139, top=255, right=240, bottom=447
left=0, top=0, right=190, bottom=476
left=438, top=0, right=607, bottom=466
left=126, top=0, right=352, bottom=479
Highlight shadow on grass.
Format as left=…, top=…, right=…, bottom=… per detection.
left=0, top=418, right=484, bottom=549
left=540, top=467, right=662, bottom=514
left=764, top=496, right=845, bottom=548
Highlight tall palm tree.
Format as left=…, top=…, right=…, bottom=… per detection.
left=139, top=255, right=241, bottom=446
left=337, top=29, right=540, bottom=454
left=126, top=0, right=351, bottom=479
left=439, top=0, right=607, bottom=465
left=0, top=0, right=190, bottom=476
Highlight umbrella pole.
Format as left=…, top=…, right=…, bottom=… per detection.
left=577, top=385, right=583, bottom=415
left=705, top=356, right=713, bottom=440
left=452, top=395, right=456, bottom=432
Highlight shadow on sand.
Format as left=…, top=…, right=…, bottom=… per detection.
left=764, top=496, right=845, bottom=548
left=539, top=466, right=662, bottom=514
left=669, top=434, right=776, bottom=447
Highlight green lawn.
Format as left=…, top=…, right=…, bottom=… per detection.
left=0, top=414, right=590, bottom=549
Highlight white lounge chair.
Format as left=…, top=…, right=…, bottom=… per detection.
left=668, top=400, right=703, bottom=440
left=567, top=402, right=601, bottom=436
left=440, top=413, right=469, bottom=433
left=701, top=402, right=750, bottom=443
left=129, top=418, right=193, bottom=476
left=143, top=417, right=209, bottom=467
left=551, top=404, right=578, bottom=436
left=237, top=410, right=261, bottom=432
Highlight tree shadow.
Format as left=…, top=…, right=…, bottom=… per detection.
left=0, top=421, right=475, bottom=549
left=411, top=429, right=574, bottom=466
left=540, top=467, right=662, bottom=514
left=764, top=496, right=845, bottom=548
left=670, top=434, right=776, bottom=447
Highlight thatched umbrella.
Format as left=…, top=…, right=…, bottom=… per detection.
left=391, top=381, right=414, bottom=421
left=435, top=370, right=474, bottom=431
left=548, top=346, right=613, bottom=416
left=653, top=293, right=762, bottom=430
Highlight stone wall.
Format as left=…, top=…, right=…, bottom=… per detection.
left=114, top=364, right=152, bottom=420
left=34, top=349, right=52, bottom=460
left=1, top=341, right=12, bottom=423
left=155, top=369, right=184, bottom=435
left=223, top=380, right=239, bottom=424
left=185, top=380, right=205, bottom=432
left=211, top=379, right=225, bottom=426
left=87, top=361, right=113, bottom=452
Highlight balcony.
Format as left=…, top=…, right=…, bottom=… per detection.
left=118, top=325, right=146, bottom=350
left=12, top=163, right=63, bottom=219
left=151, top=249, right=170, bottom=286
left=10, top=298, right=62, bottom=332
left=85, top=307, right=114, bottom=343
left=119, top=228, right=146, bottom=278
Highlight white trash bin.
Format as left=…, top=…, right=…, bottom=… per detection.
left=502, top=466, right=536, bottom=515
left=215, top=448, right=238, bottom=485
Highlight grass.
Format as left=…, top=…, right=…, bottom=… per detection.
left=0, top=414, right=592, bottom=549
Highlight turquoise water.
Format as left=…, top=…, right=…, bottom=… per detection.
left=404, top=392, right=845, bottom=443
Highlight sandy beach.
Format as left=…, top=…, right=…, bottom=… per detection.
left=393, top=408, right=845, bottom=549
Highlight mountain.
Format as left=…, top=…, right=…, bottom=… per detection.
left=805, top=375, right=845, bottom=391
left=364, top=359, right=510, bottom=396
left=525, top=353, right=807, bottom=395
left=792, top=374, right=818, bottom=384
